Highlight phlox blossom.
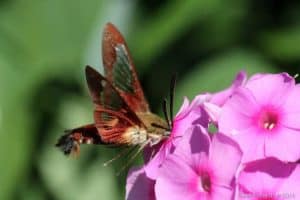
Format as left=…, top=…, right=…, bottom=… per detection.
left=219, top=73, right=300, bottom=162
left=126, top=71, right=300, bottom=200
left=144, top=71, right=247, bottom=179
left=144, top=95, right=211, bottom=179
left=155, top=125, right=242, bottom=200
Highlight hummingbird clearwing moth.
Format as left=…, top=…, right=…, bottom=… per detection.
left=56, top=23, right=173, bottom=157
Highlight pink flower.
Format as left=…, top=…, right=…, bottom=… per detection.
left=144, top=71, right=247, bottom=180
left=155, top=125, right=242, bottom=200
left=219, top=73, right=300, bottom=162
left=238, top=157, right=300, bottom=200
left=126, top=71, right=300, bottom=199
left=126, top=167, right=155, bottom=200
left=144, top=72, right=247, bottom=180
left=144, top=95, right=211, bottom=179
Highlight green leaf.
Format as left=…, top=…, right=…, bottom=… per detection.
left=0, top=54, right=33, bottom=200
left=130, top=0, right=223, bottom=70
left=259, top=27, right=300, bottom=62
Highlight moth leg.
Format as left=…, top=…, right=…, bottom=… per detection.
left=56, top=124, right=103, bottom=156
left=103, top=146, right=136, bottom=167
left=116, top=139, right=151, bottom=176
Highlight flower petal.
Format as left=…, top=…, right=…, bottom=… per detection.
left=126, top=167, right=155, bottom=200
left=238, top=127, right=266, bottom=162
left=246, top=73, right=295, bottom=106
left=219, top=88, right=259, bottom=134
left=174, top=125, right=211, bottom=160
left=203, top=102, right=222, bottom=123
left=144, top=143, right=170, bottom=179
left=209, top=133, right=242, bottom=187
left=143, top=142, right=163, bottom=164
left=210, top=186, right=234, bottom=200
left=238, top=158, right=298, bottom=200
left=238, top=171, right=283, bottom=198
left=219, top=88, right=268, bottom=163
left=280, top=165, right=300, bottom=199
left=265, top=127, right=300, bottom=162
left=155, top=155, right=199, bottom=200
left=281, top=85, right=300, bottom=129
left=175, top=94, right=210, bottom=121
left=175, top=97, right=190, bottom=119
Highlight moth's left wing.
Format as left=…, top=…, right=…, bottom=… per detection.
left=85, top=66, right=145, bottom=145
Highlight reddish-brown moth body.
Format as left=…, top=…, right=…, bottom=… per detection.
left=56, top=23, right=169, bottom=156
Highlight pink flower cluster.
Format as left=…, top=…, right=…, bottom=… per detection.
left=126, top=72, right=300, bottom=200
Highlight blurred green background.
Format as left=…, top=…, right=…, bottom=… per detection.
left=0, top=0, right=299, bottom=199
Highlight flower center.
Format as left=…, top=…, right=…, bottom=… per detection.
left=199, top=172, right=211, bottom=192
left=257, top=108, right=279, bottom=131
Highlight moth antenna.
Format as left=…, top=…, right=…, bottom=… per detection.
left=116, top=139, right=151, bottom=176
left=170, top=73, right=177, bottom=128
left=162, top=98, right=171, bottom=129
left=103, top=147, right=135, bottom=167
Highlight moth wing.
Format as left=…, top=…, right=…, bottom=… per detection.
left=85, top=66, right=144, bottom=145
left=102, top=23, right=149, bottom=113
